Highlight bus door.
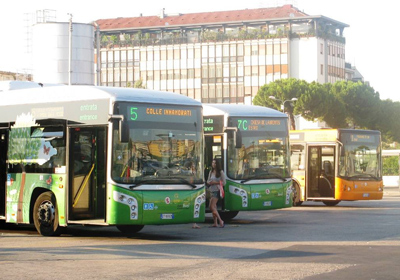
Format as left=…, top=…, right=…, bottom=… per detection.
left=204, top=134, right=224, bottom=177
left=306, top=145, right=335, bottom=199
left=0, top=129, right=7, bottom=217
left=69, top=127, right=107, bottom=221
left=204, top=134, right=224, bottom=207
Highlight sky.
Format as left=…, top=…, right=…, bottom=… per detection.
left=0, top=0, right=398, bottom=101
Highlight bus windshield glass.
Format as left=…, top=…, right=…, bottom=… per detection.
left=227, top=117, right=290, bottom=180
left=112, top=103, right=203, bottom=185
left=339, top=132, right=381, bottom=179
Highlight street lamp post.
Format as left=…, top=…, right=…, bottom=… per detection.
left=269, top=96, right=298, bottom=113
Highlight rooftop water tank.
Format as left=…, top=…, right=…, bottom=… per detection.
left=32, top=22, right=94, bottom=85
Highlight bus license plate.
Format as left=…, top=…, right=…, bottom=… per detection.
left=363, top=193, right=369, bottom=198
left=263, top=201, right=272, bottom=206
left=160, top=214, right=174, bottom=219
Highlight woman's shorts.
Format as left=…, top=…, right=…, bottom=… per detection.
left=210, top=190, right=220, bottom=199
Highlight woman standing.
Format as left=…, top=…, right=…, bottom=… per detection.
left=207, top=159, right=226, bottom=228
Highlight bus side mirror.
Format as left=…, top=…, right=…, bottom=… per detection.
left=109, top=114, right=129, bottom=143
left=225, top=127, right=242, bottom=149
left=120, top=120, right=129, bottom=143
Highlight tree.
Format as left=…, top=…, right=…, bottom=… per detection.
left=254, top=78, right=308, bottom=130
left=294, top=82, right=347, bottom=128
left=377, top=99, right=400, bottom=143
left=332, top=81, right=381, bottom=129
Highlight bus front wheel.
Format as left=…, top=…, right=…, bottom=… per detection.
left=323, top=200, right=340, bottom=206
left=293, top=183, right=303, bottom=206
left=116, top=225, right=145, bottom=235
left=33, top=191, right=61, bottom=236
left=218, top=211, right=239, bottom=221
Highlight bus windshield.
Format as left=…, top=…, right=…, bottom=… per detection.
left=227, top=117, right=290, bottom=180
left=339, top=132, right=381, bottom=179
left=112, top=103, right=203, bottom=185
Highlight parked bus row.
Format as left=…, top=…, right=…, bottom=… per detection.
left=0, top=85, right=383, bottom=236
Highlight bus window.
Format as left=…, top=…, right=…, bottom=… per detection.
left=290, top=144, right=305, bottom=171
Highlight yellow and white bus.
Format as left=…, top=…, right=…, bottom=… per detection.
left=290, top=129, right=383, bottom=206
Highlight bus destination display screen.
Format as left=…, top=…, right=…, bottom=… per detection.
left=127, top=105, right=198, bottom=123
left=229, top=117, right=287, bottom=132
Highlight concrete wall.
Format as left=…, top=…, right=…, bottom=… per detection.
left=383, top=176, right=399, bottom=187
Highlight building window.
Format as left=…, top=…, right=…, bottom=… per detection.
left=174, top=49, right=180, bottom=59
left=251, top=45, right=258, bottom=56
left=321, top=64, right=324, bottom=75
left=168, top=70, right=173, bottom=80
left=274, top=43, right=280, bottom=54
left=259, top=44, right=265, bottom=56
left=174, top=70, right=180, bottom=79
left=202, top=88, right=209, bottom=98
left=188, top=69, right=194, bottom=79
left=320, top=43, right=323, bottom=54
left=161, top=70, right=167, bottom=80
left=281, top=43, right=288, bottom=54
left=267, top=44, right=273, bottom=55
left=202, top=66, right=208, bottom=78
left=230, top=45, right=236, bottom=56
left=216, top=65, right=222, bottom=78
left=209, top=65, right=216, bottom=78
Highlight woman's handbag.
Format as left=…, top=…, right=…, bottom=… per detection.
left=219, top=180, right=225, bottom=198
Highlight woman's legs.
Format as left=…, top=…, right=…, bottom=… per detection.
left=209, top=197, right=224, bottom=227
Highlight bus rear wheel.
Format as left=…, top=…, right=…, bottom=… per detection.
left=323, top=200, right=340, bottom=206
left=33, top=191, right=61, bottom=236
left=116, top=225, right=145, bottom=235
left=218, top=211, right=239, bottom=221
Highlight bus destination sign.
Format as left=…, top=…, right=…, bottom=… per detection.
left=127, top=105, right=197, bottom=123
left=230, top=117, right=286, bottom=132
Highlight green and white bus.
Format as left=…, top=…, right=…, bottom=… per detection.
left=203, top=104, right=293, bottom=220
left=0, top=86, right=205, bottom=236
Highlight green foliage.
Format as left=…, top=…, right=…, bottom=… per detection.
left=254, top=78, right=308, bottom=129
left=9, top=127, right=41, bottom=167
left=133, top=79, right=146, bottom=89
left=383, top=156, right=399, bottom=176
left=110, top=35, right=119, bottom=45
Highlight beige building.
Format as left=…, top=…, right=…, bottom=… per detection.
left=96, top=4, right=348, bottom=104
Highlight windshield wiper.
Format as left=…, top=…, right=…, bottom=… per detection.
left=241, top=173, right=287, bottom=183
left=129, top=179, right=160, bottom=189
left=167, top=177, right=198, bottom=188
left=129, top=177, right=200, bottom=189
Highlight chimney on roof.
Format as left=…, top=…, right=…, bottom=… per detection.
left=160, top=8, right=165, bottom=19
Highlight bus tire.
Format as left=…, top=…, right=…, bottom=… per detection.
left=218, top=211, right=239, bottom=221
left=323, top=200, right=340, bottom=206
left=293, top=183, right=303, bottom=206
left=33, top=191, right=61, bottom=236
left=116, top=225, right=145, bottom=235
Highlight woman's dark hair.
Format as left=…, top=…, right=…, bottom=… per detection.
left=213, top=159, right=222, bottom=178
